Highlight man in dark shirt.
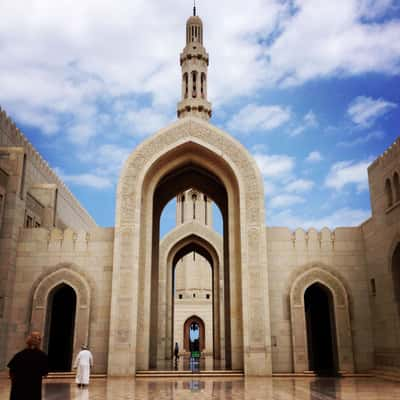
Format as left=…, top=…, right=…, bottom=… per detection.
left=7, top=331, right=49, bottom=400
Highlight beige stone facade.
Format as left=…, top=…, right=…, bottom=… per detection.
left=0, top=10, right=400, bottom=377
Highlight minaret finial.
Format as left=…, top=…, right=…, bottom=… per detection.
left=193, top=0, right=196, bottom=16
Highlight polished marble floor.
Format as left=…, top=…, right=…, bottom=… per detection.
left=0, top=376, right=399, bottom=399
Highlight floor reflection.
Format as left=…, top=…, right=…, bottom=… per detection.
left=0, top=376, right=399, bottom=399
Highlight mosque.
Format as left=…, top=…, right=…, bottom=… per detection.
left=0, top=7, right=400, bottom=377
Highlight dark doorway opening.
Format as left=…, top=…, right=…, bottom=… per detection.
left=304, top=283, right=338, bottom=375
left=47, top=284, right=76, bottom=371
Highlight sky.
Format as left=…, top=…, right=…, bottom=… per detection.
left=1, top=0, right=400, bottom=233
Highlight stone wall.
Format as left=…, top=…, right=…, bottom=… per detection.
left=362, top=138, right=400, bottom=373
left=267, top=226, right=374, bottom=373
left=0, top=107, right=96, bottom=231
left=8, top=227, right=114, bottom=373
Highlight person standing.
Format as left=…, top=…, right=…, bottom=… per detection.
left=174, top=342, right=179, bottom=361
left=7, top=331, right=49, bottom=400
left=73, top=345, right=93, bottom=388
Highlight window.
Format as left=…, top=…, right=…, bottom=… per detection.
left=0, top=193, right=5, bottom=230
left=25, top=215, right=33, bottom=228
left=206, top=294, right=210, bottom=299
left=179, top=294, right=183, bottom=299
left=192, top=193, right=197, bottom=219
left=385, top=178, right=393, bottom=208
left=181, top=195, right=185, bottom=223
left=183, top=73, right=188, bottom=99
left=35, top=222, right=41, bottom=228
left=193, top=293, right=196, bottom=298
left=370, top=278, right=376, bottom=296
left=191, top=71, right=197, bottom=98
left=394, top=172, right=400, bottom=203
left=204, top=195, right=208, bottom=225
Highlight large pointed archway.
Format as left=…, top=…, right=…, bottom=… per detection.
left=108, top=117, right=271, bottom=376
left=158, top=221, right=223, bottom=365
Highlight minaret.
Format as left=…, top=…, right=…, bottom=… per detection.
left=177, top=6, right=212, bottom=120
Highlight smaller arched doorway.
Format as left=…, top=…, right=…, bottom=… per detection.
left=184, top=316, right=205, bottom=353
left=46, top=284, right=77, bottom=371
left=304, top=283, right=338, bottom=375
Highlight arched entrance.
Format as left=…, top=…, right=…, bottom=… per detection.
left=304, top=283, right=338, bottom=374
left=46, top=284, right=76, bottom=371
left=158, top=221, right=223, bottom=365
left=290, top=266, right=355, bottom=374
left=184, top=316, right=205, bottom=352
left=109, top=118, right=271, bottom=375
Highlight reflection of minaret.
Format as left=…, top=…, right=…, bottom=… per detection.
left=177, top=6, right=212, bottom=120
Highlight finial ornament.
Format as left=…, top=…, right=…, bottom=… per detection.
left=193, top=0, right=196, bottom=16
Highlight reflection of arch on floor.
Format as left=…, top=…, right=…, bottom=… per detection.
left=30, top=266, right=91, bottom=369
left=47, top=283, right=77, bottom=371
left=304, top=282, right=337, bottom=374
left=159, top=222, right=223, bottom=362
left=184, top=315, right=205, bottom=352
left=290, top=266, right=355, bottom=373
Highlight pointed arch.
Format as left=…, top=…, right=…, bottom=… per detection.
left=290, top=267, right=354, bottom=373
left=30, top=266, right=91, bottom=362
left=109, top=117, right=270, bottom=375
left=184, top=315, right=206, bottom=351
left=158, top=221, right=223, bottom=362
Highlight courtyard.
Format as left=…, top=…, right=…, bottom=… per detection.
left=0, top=376, right=399, bottom=400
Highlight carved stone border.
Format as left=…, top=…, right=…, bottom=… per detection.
left=30, top=267, right=91, bottom=360
left=109, top=117, right=271, bottom=375
left=290, top=267, right=355, bottom=373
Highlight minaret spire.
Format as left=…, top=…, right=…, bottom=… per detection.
left=177, top=6, right=212, bottom=120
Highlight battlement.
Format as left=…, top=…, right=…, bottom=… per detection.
left=369, top=135, right=400, bottom=171
left=18, top=227, right=114, bottom=252
left=0, top=106, right=96, bottom=227
left=267, top=226, right=363, bottom=250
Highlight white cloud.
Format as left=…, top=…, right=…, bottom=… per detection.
left=306, top=151, right=323, bottom=163
left=268, top=207, right=371, bottom=229
left=227, top=104, right=291, bottom=134
left=325, top=159, right=370, bottom=192
left=290, top=110, right=318, bottom=136
left=55, top=168, right=112, bottom=189
left=1, top=0, right=400, bottom=144
left=254, top=153, right=294, bottom=178
left=347, top=96, right=397, bottom=127
left=285, top=179, right=314, bottom=193
left=269, top=194, right=305, bottom=209
left=338, top=130, right=385, bottom=147
left=265, top=0, right=400, bottom=87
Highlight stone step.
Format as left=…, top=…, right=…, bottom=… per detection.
left=45, top=372, right=107, bottom=379
left=136, top=370, right=244, bottom=378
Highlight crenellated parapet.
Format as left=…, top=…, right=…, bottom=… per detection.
left=0, top=106, right=96, bottom=228
left=17, top=227, right=114, bottom=252
left=267, top=226, right=363, bottom=251
left=369, top=136, right=400, bottom=171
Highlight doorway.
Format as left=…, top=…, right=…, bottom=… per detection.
left=304, top=283, right=338, bottom=375
left=46, top=284, right=77, bottom=371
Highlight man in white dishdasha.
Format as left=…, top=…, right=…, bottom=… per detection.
left=73, top=345, right=93, bottom=388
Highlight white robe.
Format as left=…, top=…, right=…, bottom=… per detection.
left=74, top=350, right=93, bottom=385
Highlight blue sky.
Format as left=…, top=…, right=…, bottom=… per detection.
left=1, top=0, right=400, bottom=233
